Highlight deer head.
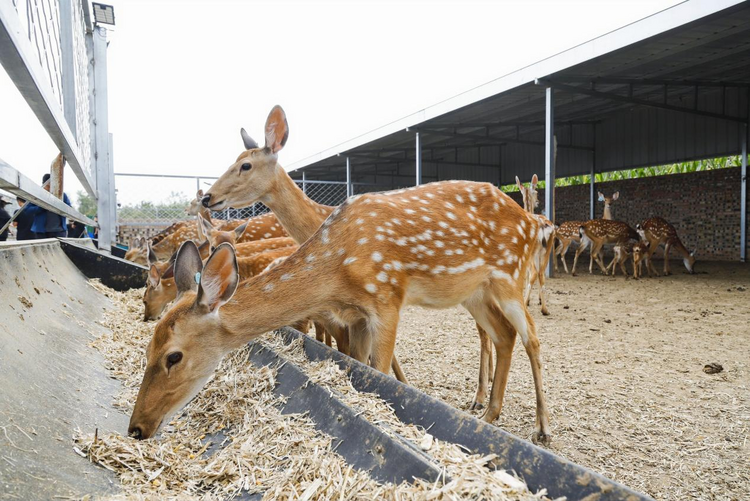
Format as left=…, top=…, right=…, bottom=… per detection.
left=143, top=260, right=177, bottom=321
left=598, top=191, right=619, bottom=220
left=128, top=241, right=240, bottom=440
left=684, top=249, right=696, bottom=274
left=201, top=105, right=289, bottom=211
left=515, top=174, right=539, bottom=213
left=186, top=189, right=204, bottom=216
left=197, top=214, right=248, bottom=251
left=124, top=237, right=149, bottom=266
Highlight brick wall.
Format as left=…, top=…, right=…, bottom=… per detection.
left=508, top=167, right=747, bottom=261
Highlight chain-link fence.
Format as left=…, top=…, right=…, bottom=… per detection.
left=114, top=173, right=356, bottom=243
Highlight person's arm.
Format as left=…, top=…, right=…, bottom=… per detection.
left=63, top=193, right=72, bottom=207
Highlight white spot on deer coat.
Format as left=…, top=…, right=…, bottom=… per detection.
left=376, top=272, right=388, bottom=282
left=365, top=283, right=377, bottom=293
left=358, top=237, right=368, bottom=245
left=371, top=251, right=383, bottom=262
left=343, top=257, right=357, bottom=265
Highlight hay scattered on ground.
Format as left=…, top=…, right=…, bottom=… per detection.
left=76, top=281, right=551, bottom=500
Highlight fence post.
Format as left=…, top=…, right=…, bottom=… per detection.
left=89, top=26, right=113, bottom=253
left=346, top=157, right=352, bottom=197
left=544, top=87, right=555, bottom=277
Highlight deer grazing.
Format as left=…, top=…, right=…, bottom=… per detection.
left=572, top=219, right=639, bottom=276
left=636, top=217, right=696, bottom=275
left=124, top=237, right=150, bottom=266
left=129, top=176, right=553, bottom=445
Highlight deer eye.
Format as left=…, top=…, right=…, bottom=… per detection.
left=167, top=351, right=183, bottom=369
left=240, top=163, right=252, bottom=172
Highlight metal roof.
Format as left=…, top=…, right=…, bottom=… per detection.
left=287, top=0, right=750, bottom=187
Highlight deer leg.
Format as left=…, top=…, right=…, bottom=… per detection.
left=463, top=300, right=515, bottom=425
left=470, top=324, right=493, bottom=410
left=553, top=241, right=561, bottom=273
left=591, top=242, right=607, bottom=274
left=496, top=298, right=551, bottom=445
left=368, top=308, right=402, bottom=378
left=348, top=318, right=371, bottom=363
left=313, top=321, right=325, bottom=343
left=390, top=356, right=408, bottom=384
left=663, top=242, right=672, bottom=275
left=618, top=255, right=629, bottom=278
left=560, top=241, right=571, bottom=274
left=571, top=240, right=588, bottom=276
left=537, top=262, right=549, bottom=316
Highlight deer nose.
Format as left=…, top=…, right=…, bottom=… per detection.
left=128, top=426, right=143, bottom=440
left=201, top=195, right=212, bottom=208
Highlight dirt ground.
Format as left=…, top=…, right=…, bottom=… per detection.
left=394, top=260, right=750, bottom=501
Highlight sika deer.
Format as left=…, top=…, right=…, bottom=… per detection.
left=124, top=237, right=148, bottom=266
left=604, top=242, right=632, bottom=278
left=129, top=178, right=553, bottom=444
left=553, top=221, right=585, bottom=273
left=598, top=191, right=619, bottom=220
left=572, top=219, right=639, bottom=276
left=636, top=217, right=696, bottom=275
left=631, top=240, right=653, bottom=279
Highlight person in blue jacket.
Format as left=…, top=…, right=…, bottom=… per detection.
left=24, top=174, right=72, bottom=238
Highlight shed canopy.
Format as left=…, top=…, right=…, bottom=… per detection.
left=287, top=0, right=750, bottom=187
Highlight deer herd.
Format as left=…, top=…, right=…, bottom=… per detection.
left=123, top=105, right=696, bottom=448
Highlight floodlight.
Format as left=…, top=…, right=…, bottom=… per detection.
left=92, top=3, right=115, bottom=26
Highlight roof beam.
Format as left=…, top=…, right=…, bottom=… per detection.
left=416, top=127, right=594, bottom=151
left=557, top=76, right=750, bottom=88
left=537, top=79, right=748, bottom=124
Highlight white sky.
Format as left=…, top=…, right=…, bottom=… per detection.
left=1, top=0, right=682, bottom=207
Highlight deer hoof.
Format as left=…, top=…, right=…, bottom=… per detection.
left=532, top=430, right=552, bottom=447
left=541, top=308, right=550, bottom=316
left=469, top=401, right=484, bottom=411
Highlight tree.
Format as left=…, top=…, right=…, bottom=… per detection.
left=76, top=190, right=97, bottom=217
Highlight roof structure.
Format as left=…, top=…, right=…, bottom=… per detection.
left=287, top=0, right=750, bottom=188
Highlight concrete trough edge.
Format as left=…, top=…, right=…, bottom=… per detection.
left=277, top=327, right=653, bottom=501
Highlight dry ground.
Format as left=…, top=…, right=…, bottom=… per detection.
left=394, top=261, right=750, bottom=501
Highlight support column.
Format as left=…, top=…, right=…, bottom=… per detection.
left=346, top=157, right=352, bottom=198
left=590, top=126, right=596, bottom=220
left=302, top=171, right=307, bottom=194
left=90, top=26, right=112, bottom=253
left=415, top=132, right=422, bottom=186
left=59, top=0, right=77, bottom=135
left=741, top=123, right=747, bottom=262
left=545, top=87, right=555, bottom=277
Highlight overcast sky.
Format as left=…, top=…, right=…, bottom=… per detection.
left=1, top=0, right=682, bottom=206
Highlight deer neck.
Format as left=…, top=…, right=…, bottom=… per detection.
left=219, top=257, right=338, bottom=349
left=262, top=165, right=335, bottom=244
left=198, top=205, right=213, bottom=224
left=603, top=205, right=612, bottom=220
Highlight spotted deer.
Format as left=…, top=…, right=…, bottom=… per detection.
left=636, top=217, right=696, bottom=275
left=598, top=191, right=619, bottom=220
left=143, top=238, right=297, bottom=320
left=150, top=211, right=287, bottom=260
left=124, top=237, right=149, bottom=266
left=604, top=242, right=632, bottom=277
left=129, top=175, right=554, bottom=444
left=553, top=221, right=584, bottom=274
left=515, top=174, right=553, bottom=316
left=631, top=240, right=653, bottom=279
left=572, top=219, right=639, bottom=276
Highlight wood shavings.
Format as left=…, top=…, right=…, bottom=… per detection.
left=77, top=280, right=549, bottom=500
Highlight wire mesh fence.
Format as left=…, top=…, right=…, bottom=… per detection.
left=114, top=173, right=356, bottom=243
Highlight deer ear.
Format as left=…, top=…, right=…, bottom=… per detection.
left=173, top=241, right=203, bottom=297
left=162, top=261, right=175, bottom=280
left=196, top=243, right=239, bottom=313
left=612, top=191, right=619, bottom=200
left=233, top=222, right=249, bottom=241
left=531, top=174, right=538, bottom=187
left=197, top=189, right=204, bottom=198
left=240, top=127, right=259, bottom=150
left=264, top=105, right=289, bottom=154
left=147, top=241, right=158, bottom=266
left=148, top=265, right=161, bottom=288
left=198, top=214, right=214, bottom=241
left=515, top=176, right=523, bottom=190
left=597, top=192, right=605, bottom=202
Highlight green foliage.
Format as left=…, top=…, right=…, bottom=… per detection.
left=502, top=155, right=740, bottom=192
left=76, top=190, right=98, bottom=217
left=117, top=191, right=190, bottom=221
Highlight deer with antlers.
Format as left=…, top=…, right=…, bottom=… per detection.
left=572, top=219, right=639, bottom=276
left=127, top=107, right=552, bottom=444
left=636, top=217, right=696, bottom=275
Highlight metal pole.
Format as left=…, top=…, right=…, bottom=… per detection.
left=59, top=0, right=77, bottom=135
left=545, top=87, right=555, bottom=277
left=90, top=26, right=112, bottom=253
left=590, top=125, right=596, bottom=220
left=196, top=177, right=201, bottom=194
left=346, top=157, right=352, bottom=198
left=741, top=123, right=747, bottom=262
left=302, top=171, right=307, bottom=194
left=415, top=132, right=422, bottom=186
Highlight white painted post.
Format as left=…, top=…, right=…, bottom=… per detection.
left=89, top=26, right=112, bottom=253
left=545, top=87, right=555, bottom=277
left=59, top=0, right=77, bottom=136
left=346, top=157, right=352, bottom=198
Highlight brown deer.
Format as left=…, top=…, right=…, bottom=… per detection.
left=636, top=217, right=695, bottom=275
left=553, top=221, right=585, bottom=274
left=129, top=176, right=553, bottom=444
left=124, top=237, right=149, bottom=266
left=143, top=238, right=297, bottom=320
left=571, top=219, right=639, bottom=276
left=598, top=191, right=619, bottom=220
left=631, top=240, right=653, bottom=279
left=604, top=242, right=632, bottom=278
left=515, top=174, right=554, bottom=316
